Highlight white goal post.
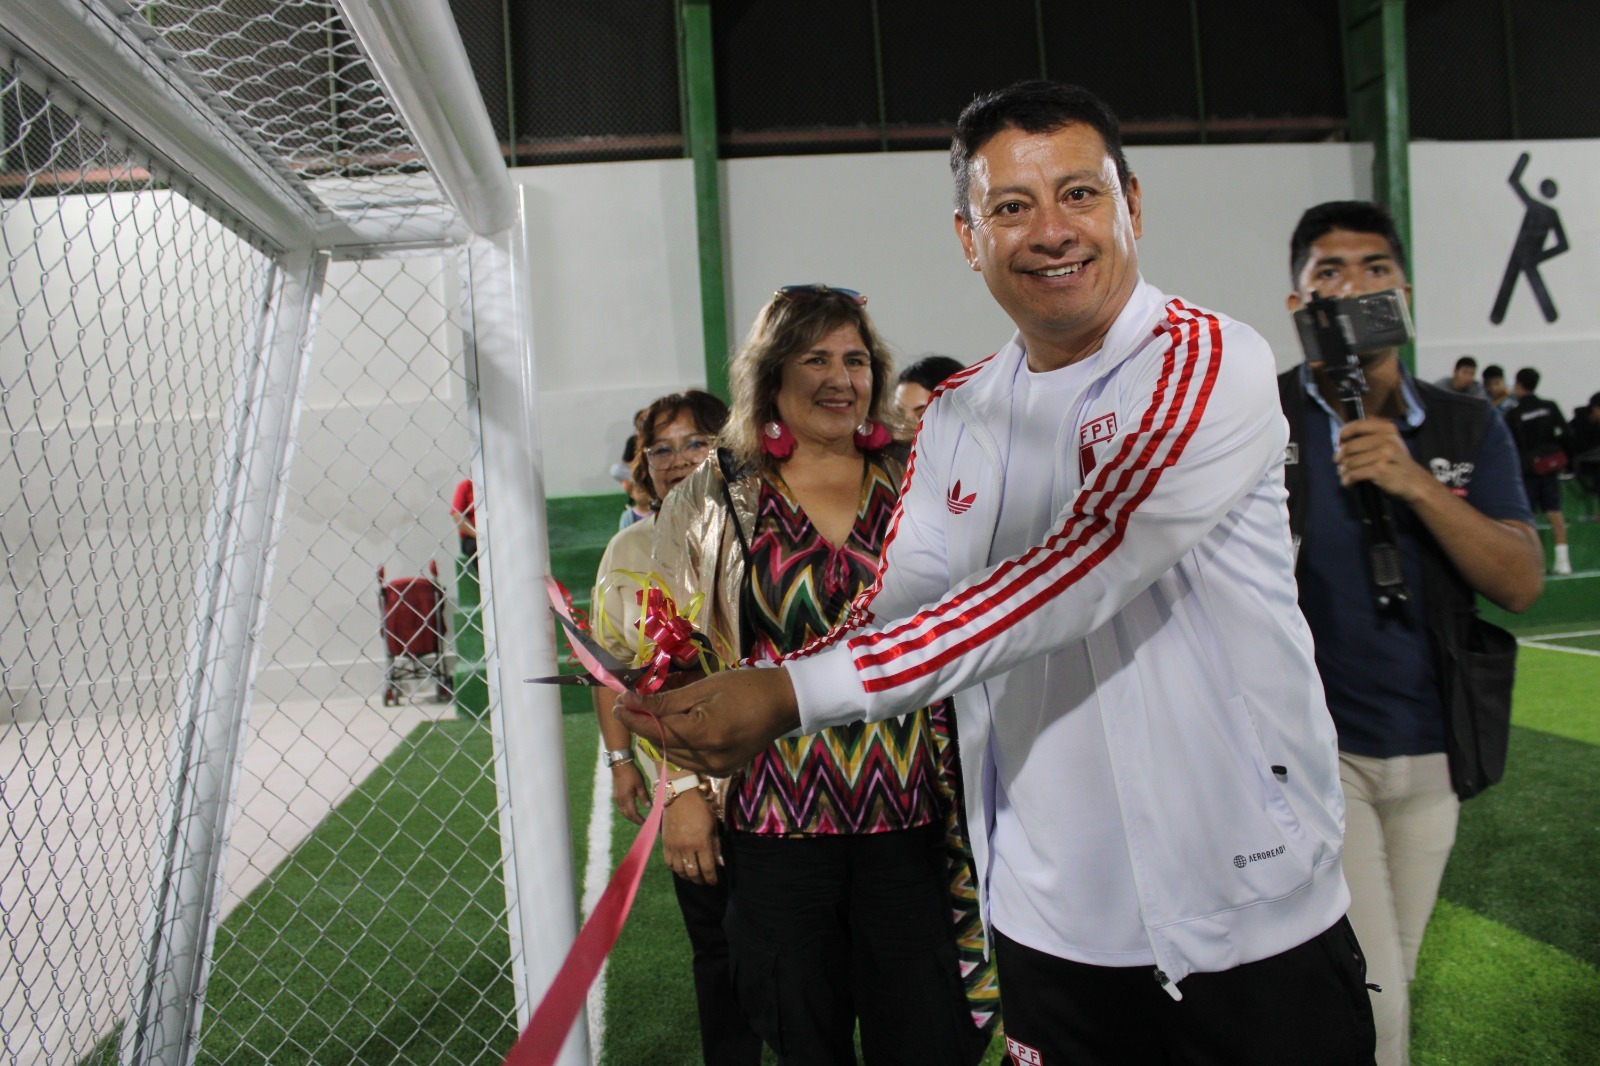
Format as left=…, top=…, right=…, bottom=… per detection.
left=0, top=1, right=579, bottom=1063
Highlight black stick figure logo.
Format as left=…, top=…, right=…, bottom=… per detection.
left=1490, top=153, right=1569, bottom=325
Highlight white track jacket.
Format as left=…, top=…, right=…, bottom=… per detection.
left=786, top=280, right=1348, bottom=996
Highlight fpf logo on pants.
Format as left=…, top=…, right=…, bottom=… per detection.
left=1006, top=1035, right=1044, bottom=1065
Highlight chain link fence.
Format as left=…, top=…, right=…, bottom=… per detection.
left=0, top=50, right=272, bottom=1061
left=192, top=251, right=512, bottom=1063
left=2, top=1, right=526, bottom=1063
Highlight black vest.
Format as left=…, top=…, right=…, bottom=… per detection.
left=1277, top=369, right=1514, bottom=799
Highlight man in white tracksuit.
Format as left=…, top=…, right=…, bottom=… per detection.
left=620, top=81, right=1376, bottom=1065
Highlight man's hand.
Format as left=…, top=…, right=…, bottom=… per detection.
left=613, top=667, right=801, bottom=775
left=661, top=791, right=720, bottom=886
left=1336, top=418, right=1434, bottom=502
left=1336, top=416, right=1544, bottom=612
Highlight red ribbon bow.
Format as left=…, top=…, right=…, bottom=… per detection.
left=636, top=587, right=700, bottom=693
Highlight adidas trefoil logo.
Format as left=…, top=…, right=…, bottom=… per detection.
left=946, top=480, right=976, bottom=515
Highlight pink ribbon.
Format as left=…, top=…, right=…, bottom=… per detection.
left=501, top=580, right=671, bottom=1065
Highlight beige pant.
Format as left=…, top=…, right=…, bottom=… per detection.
left=1339, top=751, right=1460, bottom=1066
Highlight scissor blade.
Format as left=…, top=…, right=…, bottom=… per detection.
left=524, top=673, right=604, bottom=686
left=551, top=609, right=648, bottom=691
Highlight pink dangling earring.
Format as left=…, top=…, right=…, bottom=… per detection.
left=762, top=420, right=796, bottom=460
left=853, top=419, right=891, bottom=452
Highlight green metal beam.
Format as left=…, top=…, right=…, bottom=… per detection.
left=1341, top=0, right=1413, bottom=368
left=679, top=0, right=730, bottom=402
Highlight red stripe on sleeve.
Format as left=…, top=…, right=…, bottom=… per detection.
left=853, top=303, right=1223, bottom=690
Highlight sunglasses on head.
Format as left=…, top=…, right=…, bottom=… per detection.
left=774, top=283, right=867, bottom=307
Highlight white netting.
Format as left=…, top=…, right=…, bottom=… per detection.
left=193, top=253, right=510, bottom=1063
left=118, top=0, right=456, bottom=234
left=1, top=2, right=520, bottom=1062
left=1, top=53, right=273, bottom=1062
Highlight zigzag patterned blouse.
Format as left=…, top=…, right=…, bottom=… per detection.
left=731, top=455, right=943, bottom=836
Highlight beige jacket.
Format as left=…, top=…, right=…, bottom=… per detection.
left=648, top=452, right=760, bottom=666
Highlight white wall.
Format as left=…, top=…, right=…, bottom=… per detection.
left=1411, top=141, right=1600, bottom=407
left=253, top=254, right=477, bottom=701
left=12, top=140, right=1598, bottom=709
left=518, top=143, right=1374, bottom=496
left=0, top=189, right=270, bottom=720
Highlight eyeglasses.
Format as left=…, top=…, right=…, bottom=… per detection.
left=774, top=283, right=867, bottom=307
left=643, top=436, right=713, bottom=468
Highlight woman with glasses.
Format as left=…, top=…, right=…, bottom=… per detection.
left=651, top=286, right=995, bottom=1064
left=590, top=389, right=763, bottom=1065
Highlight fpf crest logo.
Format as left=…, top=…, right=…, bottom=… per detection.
left=1079, top=413, right=1118, bottom=480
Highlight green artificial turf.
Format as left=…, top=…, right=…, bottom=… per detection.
left=1510, top=644, right=1600, bottom=745
left=195, top=720, right=519, bottom=1065
left=1412, top=902, right=1600, bottom=1066
left=1440, top=724, right=1600, bottom=968
left=185, top=713, right=601, bottom=1065
left=82, top=630, right=1594, bottom=1066
left=585, top=641, right=1600, bottom=1065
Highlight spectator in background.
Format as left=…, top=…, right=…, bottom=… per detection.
left=1507, top=367, right=1573, bottom=574
left=1482, top=365, right=1513, bottom=411
left=611, top=433, right=654, bottom=530
left=450, top=477, right=477, bottom=570
left=893, top=354, right=967, bottom=427
left=588, top=390, right=763, bottom=1065
left=1433, top=356, right=1485, bottom=398
left=1570, top=392, right=1600, bottom=496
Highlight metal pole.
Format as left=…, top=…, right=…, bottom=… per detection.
left=869, top=0, right=889, bottom=152
left=122, top=248, right=327, bottom=1066
left=1189, top=0, right=1208, bottom=144
left=466, top=197, right=588, bottom=1064
left=679, top=0, right=730, bottom=402
left=1501, top=0, right=1520, bottom=141
left=502, top=0, right=517, bottom=163
left=1340, top=0, right=1413, bottom=370
left=1033, top=0, right=1048, bottom=79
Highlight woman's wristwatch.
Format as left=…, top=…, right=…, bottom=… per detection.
left=602, top=748, right=634, bottom=768
left=663, top=773, right=710, bottom=804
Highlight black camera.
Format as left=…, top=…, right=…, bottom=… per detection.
left=1292, top=289, right=1414, bottom=365
left=1290, top=289, right=1414, bottom=613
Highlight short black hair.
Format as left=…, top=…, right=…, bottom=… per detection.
left=1454, top=356, right=1478, bottom=373
left=1588, top=391, right=1600, bottom=409
left=1482, top=364, right=1505, bottom=382
left=1288, top=200, right=1407, bottom=286
left=897, top=355, right=966, bottom=392
left=1515, top=367, right=1541, bottom=392
left=951, top=81, right=1131, bottom=221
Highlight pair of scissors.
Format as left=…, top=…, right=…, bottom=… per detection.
left=525, top=608, right=651, bottom=691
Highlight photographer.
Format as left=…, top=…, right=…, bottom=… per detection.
left=1279, top=201, right=1543, bottom=1066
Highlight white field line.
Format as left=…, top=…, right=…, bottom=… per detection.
left=1519, top=639, right=1600, bottom=658
left=1518, top=627, right=1600, bottom=642
left=581, top=735, right=613, bottom=1064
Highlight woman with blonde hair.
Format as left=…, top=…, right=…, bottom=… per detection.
left=652, top=285, right=994, bottom=1064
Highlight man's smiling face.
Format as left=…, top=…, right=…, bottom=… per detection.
left=954, top=122, right=1142, bottom=371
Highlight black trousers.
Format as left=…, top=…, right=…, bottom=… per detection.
left=724, top=823, right=984, bottom=1066
left=994, top=917, right=1376, bottom=1066
left=673, top=872, right=763, bottom=1065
